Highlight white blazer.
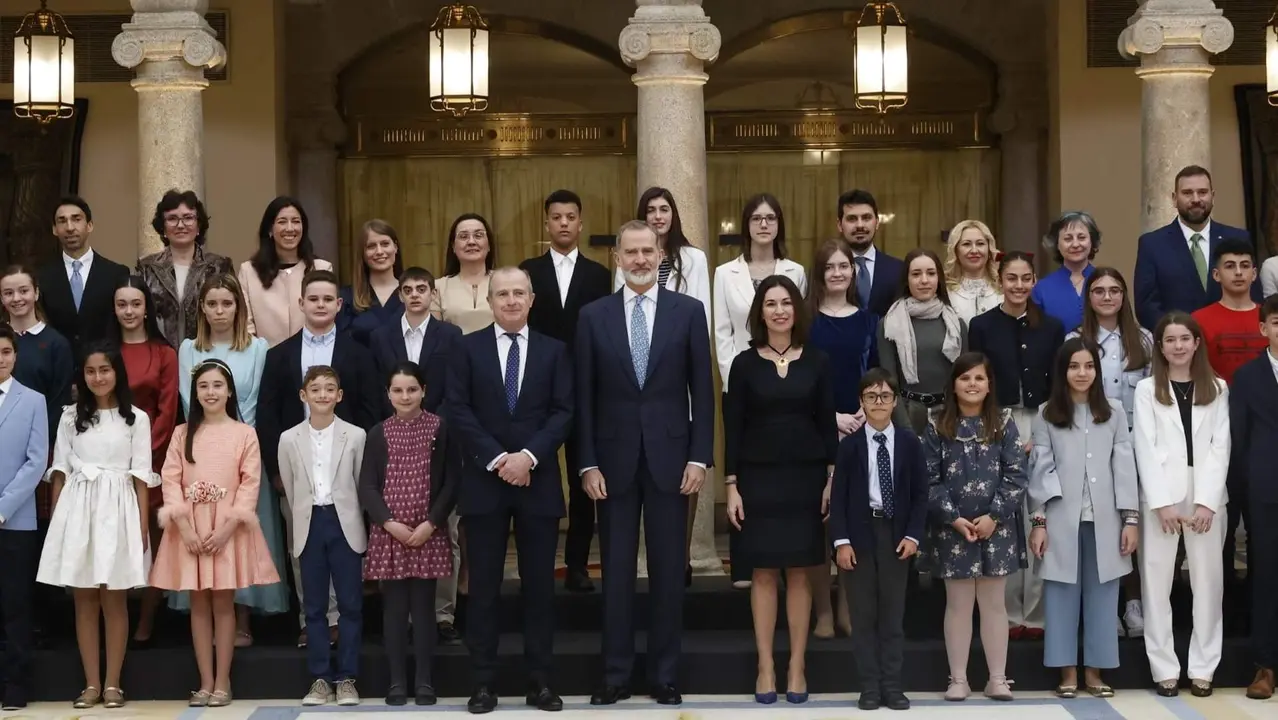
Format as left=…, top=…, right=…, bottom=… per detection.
left=615, top=245, right=711, bottom=335
left=1131, top=377, right=1230, bottom=512
left=712, top=255, right=807, bottom=386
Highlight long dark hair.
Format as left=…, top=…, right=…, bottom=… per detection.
left=741, top=193, right=788, bottom=261
left=251, top=196, right=318, bottom=289
left=637, top=187, right=689, bottom=292
left=748, top=275, right=808, bottom=348
left=997, top=250, right=1043, bottom=329
left=111, top=275, right=167, bottom=347
left=1043, top=337, right=1112, bottom=428
left=807, top=238, right=858, bottom=317
left=899, top=247, right=951, bottom=306
left=1079, top=267, right=1150, bottom=371
left=1151, top=312, right=1220, bottom=406
left=0, top=263, right=46, bottom=322
left=443, top=213, right=495, bottom=277
left=74, top=341, right=137, bottom=434
left=184, top=358, right=240, bottom=463
left=934, top=352, right=1004, bottom=443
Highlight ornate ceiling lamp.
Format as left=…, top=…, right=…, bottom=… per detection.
left=13, top=0, right=75, bottom=123
left=428, top=3, right=489, bottom=117
left=1268, top=5, right=1278, bottom=105
left=852, top=1, right=908, bottom=114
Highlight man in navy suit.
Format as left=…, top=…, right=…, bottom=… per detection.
left=829, top=368, right=926, bottom=712
left=577, top=220, right=714, bottom=706
left=448, top=267, right=573, bottom=714
left=369, top=266, right=461, bottom=415
left=837, top=189, right=904, bottom=318
left=1134, top=165, right=1260, bottom=329
left=1229, top=294, right=1278, bottom=699
left=0, top=324, right=49, bottom=709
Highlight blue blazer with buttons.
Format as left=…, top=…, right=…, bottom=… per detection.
left=0, top=380, right=49, bottom=531
left=829, top=424, right=928, bottom=553
left=1134, top=219, right=1259, bottom=329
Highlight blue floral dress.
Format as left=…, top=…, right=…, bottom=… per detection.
left=923, top=411, right=1028, bottom=578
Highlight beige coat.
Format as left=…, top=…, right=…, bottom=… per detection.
left=277, top=417, right=368, bottom=555
left=237, top=258, right=334, bottom=347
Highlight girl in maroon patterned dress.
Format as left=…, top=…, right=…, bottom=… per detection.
left=357, top=361, right=458, bottom=706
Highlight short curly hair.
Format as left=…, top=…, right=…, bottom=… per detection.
left=151, top=189, right=211, bottom=247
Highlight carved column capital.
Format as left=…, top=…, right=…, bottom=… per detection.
left=1118, top=0, right=1233, bottom=63
left=620, top=1, right=721, bottom=85
left=112, top=8, right=227, bottom=86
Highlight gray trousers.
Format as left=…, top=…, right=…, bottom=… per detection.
left=434, top=511, right=461, bottom=623
left=841, top=517, right=911, bottom=692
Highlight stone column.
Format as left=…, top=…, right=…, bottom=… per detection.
left=1119, top=0, right=1233, bottom=233
left=290, top=108, right=347, bottom=265
left=990, top=63, right=1048, bottom=255
left=620, top=0, right=723, bottom=577
left=112, top=0, right=226, bottom=257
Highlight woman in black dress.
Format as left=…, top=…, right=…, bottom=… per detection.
left=724, top=275, right=838, bottom=705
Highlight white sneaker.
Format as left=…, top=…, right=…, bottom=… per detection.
left=303, top=679, right=333, bottom=706
left=1117, top=617, right=1126, bottom=637
left=1124, top=599, right=1144, bottom=638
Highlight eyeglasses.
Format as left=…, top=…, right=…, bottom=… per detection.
left=749, top=214, right=778, bottom=226
left=861, top=392, right=895, bottom=405
left=1089, top=287, right=1124, bottom=298
left=457, top=231, right=487, bottom=241
left=165, top=214, right=198, bottom=227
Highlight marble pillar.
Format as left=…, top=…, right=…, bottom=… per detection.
left=290, top=109, right=347, bottom=264
left=620, top=0, right=723, bottom=577
left=112, top=0, right=226, bottom=257
left=1119, top=0, right=1233, bottom=233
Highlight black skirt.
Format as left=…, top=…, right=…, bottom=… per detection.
left=736, top=460, right=827, bottom=569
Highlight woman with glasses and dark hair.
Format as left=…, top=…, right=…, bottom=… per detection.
left=237, top=197, right=332, bottom=347
left=339, top=219, right=405, bottom=347
left=136, top=190, right=234, bottom=348
left=431, top=213, right=495, bottom=335
left=723, top=275, right=836, bottom=704
left=1033, top=211, right=1101, bottom=333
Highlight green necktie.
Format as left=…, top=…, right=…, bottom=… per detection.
left=1190, top=233, right=1207, bottom=289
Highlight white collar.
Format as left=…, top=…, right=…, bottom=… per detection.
left=1097, top=324, right=1122, bottom=343
left=308, top=420, right=335, bottom=439
left=16, top=321, right=45, bottom=336
left=1178, top=218, right=1212, bottom=243
left=302, top=325, right=336, bottom=342
left=0, top=377, right=13, bottom=396
left=1268, top=347, right=1278, bottom=372
left=551, top=247, right=579, bottom=266
left=866, top=422, right=894, bottom=443
left=494, top=323, right=529, bottom=342
left=63, top=248, right=94, bottom=267
left=853, top=244, right=878, bottom=263
left=623, top=283, right=660, bottom=307
left=401, top=313, right=430, bottom=336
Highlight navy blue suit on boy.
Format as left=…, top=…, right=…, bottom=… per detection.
left=829, top=423, right=927, bottom=697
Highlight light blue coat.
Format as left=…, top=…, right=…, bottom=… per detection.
left=0, top=380, right=50, bottom=531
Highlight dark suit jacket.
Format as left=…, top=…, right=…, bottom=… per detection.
left=448, top=325, right=573, bottom=517
left=368, top=315, right=461, bottom=415
left=968, top=308, right=1065, bottom=410
left=258, top=330, right=381, bottom=479
left=1229, top=353, right=1278, bottom=504
left=520, top=250, right=612, bottom=349
left=829, top=425, right=928, bottom=553
left=1134, top=220, right=1260, bottom=329
left=36, top=251, right=131, bottom=358
left=575, top=288, right=714, bottom=494
left=866, top=250, right=904, bottom=318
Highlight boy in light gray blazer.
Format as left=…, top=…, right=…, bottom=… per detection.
left=278, top=365, right=367, bottom=708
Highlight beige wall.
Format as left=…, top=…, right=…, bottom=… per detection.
left=0, top=0, right=283, bottom=267
left=1050, top=0, right=1260, bottom=278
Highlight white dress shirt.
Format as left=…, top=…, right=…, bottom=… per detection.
left=1178, top=218, right=1213, bottom=255
left=0, top=376, right=12, bottom=414
left=63, top=248, right=95, bottom=283
left=551, top=247, right=578, bottom=307
left=1268, top=347, right=1278, bottom=384
left=833, top=422, right=917, bottom=547
left=402, top=313, right=430, bottom=362
left=622, top=283, right=659, bottom=349
left=486, top=323, right=537, bottom=471
left=309, top=421, right=335, bottom=506
left=301, top=325, right=337, bottom=418
left=853, top=243, right=877, bottom=278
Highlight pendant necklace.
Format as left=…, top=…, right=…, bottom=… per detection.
left=768, top=343, right=792, bottom=369
left=1173, top=380, right=1194, bottom=402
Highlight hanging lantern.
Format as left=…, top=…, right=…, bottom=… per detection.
left=428, top=3, right=489, bottom=117
left=1268, top=6, right=1278, bottom=106
left=13, top=0, right=75, bottom=123
left=853, top=1, right=908, bottom=114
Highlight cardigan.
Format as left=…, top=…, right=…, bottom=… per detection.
left=12, top=324, right=74, bottom=440
left=968, top=307, right=1065, bottom=410
left=357, top=416, right=460, bottom=529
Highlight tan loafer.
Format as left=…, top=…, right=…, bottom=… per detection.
left=72, top=686, right=101, bottom=709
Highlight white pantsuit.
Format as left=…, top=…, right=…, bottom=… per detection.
left=1132, top=377, right=1230, bottom=684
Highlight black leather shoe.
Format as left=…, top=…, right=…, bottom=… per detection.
left=858, top=690, right=882, bottom=710
left=385, top=684, right=407, bottom=706
left=565, top=569, right=595, bottom=593
left=467, top=686, right=497, bottom=714
left=684, top=565, right=693, bottom=588
left=437, top=621, right=462, bottom=645
left=884, top=690, right=910, bottom=710
left=651, top=683, right=682, bottom=705
left=590, top=685, right=631, bottom=705
left=526, top=685, right=563, bottom=711
left=415, top=684, right=437, bottom=706
left=2, top=685, right=26, bottom=711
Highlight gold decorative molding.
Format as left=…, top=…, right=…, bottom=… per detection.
left=342, top=110, right=990, bottom=158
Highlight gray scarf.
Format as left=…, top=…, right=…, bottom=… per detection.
left=882, top=297, right=963, bottom=385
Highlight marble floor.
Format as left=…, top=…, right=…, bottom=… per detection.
left=2, top=691, right=1274, bottom=719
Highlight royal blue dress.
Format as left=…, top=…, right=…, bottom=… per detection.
left=808, top=310, right=879, bottom=415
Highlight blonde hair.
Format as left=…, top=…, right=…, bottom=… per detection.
left=193, top=273, right=252, bottom=352
left=943, top=220, right=1000, bottom=290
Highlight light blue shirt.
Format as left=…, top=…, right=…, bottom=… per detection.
left=178, top=337, right=269, bottom=427
left=300, top=326, right=336, bottom=419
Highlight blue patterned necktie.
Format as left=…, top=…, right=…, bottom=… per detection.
left=875, top=432, right=894, bottom=518
left=504, top=332, right=520, bottom=413
left=70, top=259, right=84, bottom=311
left=855, top=256, right=871, bottom=309
left=631, top=295, right=650, bottom=389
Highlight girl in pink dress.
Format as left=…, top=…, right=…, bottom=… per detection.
left=150, top=359, right=280, bottom=707
left=358, top=361, right=458, bottom=705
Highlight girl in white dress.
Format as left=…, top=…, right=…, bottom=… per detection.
left=943, top=220, right=1003, bottom=324
left=37, top=341, right=157, bottom=710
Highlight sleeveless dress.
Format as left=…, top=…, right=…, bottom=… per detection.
left=363, top=412, right=452, bottom=580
